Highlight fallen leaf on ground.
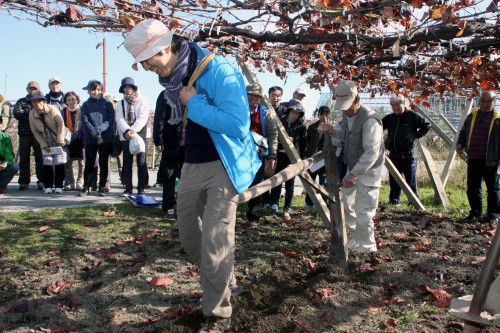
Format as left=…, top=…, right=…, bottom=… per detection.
left=360, top=263, right=374, bottom=271
left=39, top=226, right=50, bottom=232
left=149, top=276, right=174, bottom=287
left=383, top=318, right=398, bottom=330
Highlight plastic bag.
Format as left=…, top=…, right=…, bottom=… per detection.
left=129, top=135, right=145, bottom=155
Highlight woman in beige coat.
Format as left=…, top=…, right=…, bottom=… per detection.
left=28, top=91, right=67, bottom=194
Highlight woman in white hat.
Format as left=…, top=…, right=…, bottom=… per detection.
left=115, top=77, right=150, bottom=195
left=28, top=90, right=67, bottom=194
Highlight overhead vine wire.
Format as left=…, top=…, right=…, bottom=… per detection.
left=2, top=0, right=499, bottom=103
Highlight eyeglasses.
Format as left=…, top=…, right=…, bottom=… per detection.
left=480, top=99, right=494, bottom=103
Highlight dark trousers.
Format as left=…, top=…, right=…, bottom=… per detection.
left=44, top=164, right=65, bottom=189
left=247, top=161, right=265, bottom=213
left=122, top=139, right=147, bottom=191
left=0, top=163, right=19, bottom=190
left=270, top=152, right=294, bottom=210
left=389, top=157, right=417, bottom=204
left=18, top=135, right=44, bottom=185
left=83, top=143, right=112, bottom=188
left=467, top=159, right=500, bottom=217
left=162, top=153, right=180, bottom=212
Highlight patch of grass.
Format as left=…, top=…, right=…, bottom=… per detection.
left=251, top=257, right=272, bottom=275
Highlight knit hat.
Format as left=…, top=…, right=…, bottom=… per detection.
left=334, top=81, right=358, bottom=111
left=124, top=19, right=174, bottom=68
left=119, top=77, right=138, bottom=93
left=287, top=99, right=305, bottom=113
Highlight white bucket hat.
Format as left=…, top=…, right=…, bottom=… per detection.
left=334, top=80, right=358, bottom=111
left=124, top=19, right=174, bottom=69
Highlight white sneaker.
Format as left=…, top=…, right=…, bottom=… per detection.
left=75, top=183, right=83, bottom=190
left=54, top=188, right=63, bottom=194
left=44, top=188, right=53, bottom=194
left=347, top=238, right=359, bottom=251
left=357, top=245, right=378, bottom=253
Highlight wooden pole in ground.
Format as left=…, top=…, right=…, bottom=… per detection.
left=418, top=140, right=450, bottom=208
left=439, top=114, right=457, bottom=135
left=235, top=153, right=324, bottom=204
left=384, top=156, right=426, bottom=210
left=323, top=133, right=348, bottom=270
left=237, top=58, right=332, bottom=229
left=415, top=106, right=454, bottom=147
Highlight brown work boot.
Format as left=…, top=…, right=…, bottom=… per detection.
left=198, top=316, right=231, bottom=333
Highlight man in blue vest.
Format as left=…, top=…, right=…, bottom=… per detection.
left=124, top=19, right=260, bottom=332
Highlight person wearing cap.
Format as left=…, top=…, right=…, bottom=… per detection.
left=304, top=105, right=331, bottom=209
left=123, top=19, right=260, bottom=332
left=115, top=77, right=150, bottom=196
left=13, top=81, right=45, bottom=190
left=322, top=80, right=384, bottom=253
left=28, top=91, right=67, bottom=194
left=60, top=92, right=84, bottom=191
left=382, top=95, right=430, bottom=205
left=268, top=86, right=287, bottom=117
left=246, top=83, right=278, bottom=221
left=0, top=116, right=20, bottom=194
left=269, top=99, right=308, bottom=219
left=46, top=77, right=65, bottom=111
left=293, top=87, right=306, bottom=101
left=79, top=80, right=115, bottom=197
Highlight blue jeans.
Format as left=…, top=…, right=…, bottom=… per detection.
left=388, top=157, right=417, bottom=204
left=467, top=159, right=500, bottom=217
left=0, top=163, right=19, bottom=190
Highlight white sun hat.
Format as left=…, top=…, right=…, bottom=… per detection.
left=124, top=19, right=174, bottom=68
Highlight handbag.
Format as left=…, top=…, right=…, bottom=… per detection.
left=39, top=115, right=72, bottom=146
left=251, top=131, right=268, bottom=158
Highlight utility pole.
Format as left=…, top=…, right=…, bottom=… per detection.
left=103, top=38, right=107, bottom=92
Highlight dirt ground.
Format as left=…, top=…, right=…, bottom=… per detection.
left=0, top=206, right=498, bottom=333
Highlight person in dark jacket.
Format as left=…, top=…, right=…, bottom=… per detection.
left=269, top=99, right=308, bottom=220
left=246, top=84, right=278, bottom=221
left=79, top=80, right=115, bottom=197
left=13, top=81, right=45, bottom=190
left=268, top=86, right=287, bottom=117
left=304, top=105, right=330, bottom=209
left=382, top=95, right=430, bottom=204
left=457, top=90, right=500, bottom=224
left=153, top=90, right=184, bottom=221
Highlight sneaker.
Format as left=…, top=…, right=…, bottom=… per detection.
left=37, top=182, right=45, bottom=191
left=246, top=211, right=259, bottom=222
left=63, top=184, right=72, bottom=191
left=19, top=184, right=28, bottom=191
left=79, top=188, right=88, bottom=197
left=464, top=212, right=481, bottom=222
left=484, top=214, right=499, bottom=225
left=98, top=186, right=107, bottom=197
left=122, top=189, right=133, bottom=196
left=357, top=245, right=378, bottom=253
left=44, top=188, right=53, bottom=194
left=165, top=209, right=176, bottom=221
left=0, top=189, right=7, bottom=194
left=154, top=182, right=163, bottom=187
left=230, top=283, right=244, bottom=296
left=304, top=204, right=314, bottom=211
left=137, top=188, right=146, bottom=195
left=198, top=317, right=231, bottom=333
left=54, top=187, right=63, bottom=194
left=75, top=183, right=83, bottom=190
left=347, top=238, right=359, bottom=251
left=270, top=204, right=279, bottom=212
left=389, top=199, right=401, bottom=205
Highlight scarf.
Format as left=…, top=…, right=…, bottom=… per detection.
left=124, top=92, right=138, bottom=125
left=159, top=42, right=191, bottom=125
left=65, top=106, right=80, bottom=133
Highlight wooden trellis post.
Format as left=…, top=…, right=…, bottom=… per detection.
left=418, top=139, right=450, bottom=208
left=237, top=58, right=332, bottom=229
left=384, top=157, right=426, bottom=210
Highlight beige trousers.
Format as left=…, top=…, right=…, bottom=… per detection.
left=341, top=181, right=380, bottom=250
left=177, top=160, right=237, bottom=318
